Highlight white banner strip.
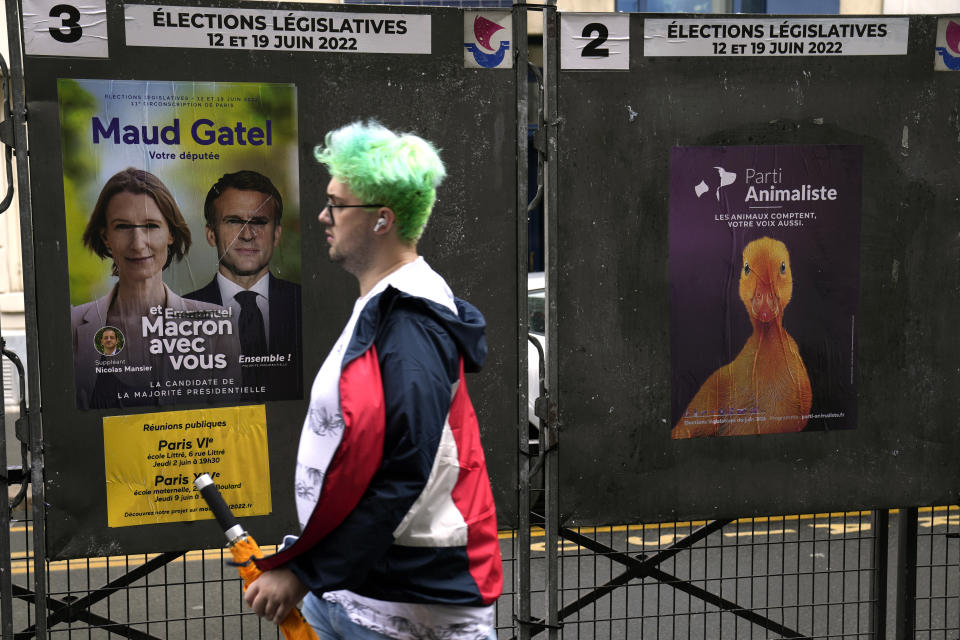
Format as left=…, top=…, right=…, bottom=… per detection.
left=125, top=4, right=431, bottom=54
left=644, top=17, right=909, bottom=57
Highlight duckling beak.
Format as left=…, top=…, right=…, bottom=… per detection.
left=751, top=278, right=780, bottom=323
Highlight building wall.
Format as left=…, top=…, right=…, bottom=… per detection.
left=881, top=0, right=960, bottom=12
left=0, top=5, right=24, bottom=333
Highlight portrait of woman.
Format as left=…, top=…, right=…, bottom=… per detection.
left=71, top=168, right=239, bottom=408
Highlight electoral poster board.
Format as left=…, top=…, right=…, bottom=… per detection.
left=555, top=13, right=960, bottom=524
left=17, top=0, right=520, bottom=558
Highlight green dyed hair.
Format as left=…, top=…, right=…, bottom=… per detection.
left=314, top=121, right=446, bottom=242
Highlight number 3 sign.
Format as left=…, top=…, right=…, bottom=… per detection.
left=560, top=14, right=630, bottom=71
left=22, top=0, right=109, bottom=57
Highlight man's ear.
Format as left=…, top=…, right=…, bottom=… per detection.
left=373, top=207, right=396, bottom=234
left=205, top=225, right=217, bottom=248
left=273, top=223, right=282, bottom=247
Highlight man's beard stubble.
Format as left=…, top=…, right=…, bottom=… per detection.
left=215, top=229, right=271, bottom=278
left=220, top=254, right=270, bottom=278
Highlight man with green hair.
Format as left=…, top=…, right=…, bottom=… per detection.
left=247, top=121, right=503, bottom=640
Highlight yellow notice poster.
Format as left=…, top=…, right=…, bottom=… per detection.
left=104, top=405, right=271, bottom=527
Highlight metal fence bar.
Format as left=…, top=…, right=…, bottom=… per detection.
left=871, top=510, right=889, bottom=640
left=3, top=339, right=31, bottom=640
left=559, top=520, right=732, bottom=573
left=11, top=584, right=162, bottom=640
left=40, top=552, right=185, bottom=629
left=895, top=507, right=918, bottom=639
left=2, top=334, right=13, bottom=640
left=514, top=2, right=532, bottom=638
left=4, top=2, right=46, bottom=638
left=541, top=2, right=560, bottom=639
left=642, top=565, right=808, bottom=639
left=949, top=510, right=959, bottom=639
left=554, top=521, right=730, bottom=609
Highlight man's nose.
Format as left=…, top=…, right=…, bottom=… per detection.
left=318, top=206, right=332, bottom=225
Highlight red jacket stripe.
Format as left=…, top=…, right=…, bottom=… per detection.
left=255, top=349, right=385, bottom=571
left=449, top=362, right=503, bottom=604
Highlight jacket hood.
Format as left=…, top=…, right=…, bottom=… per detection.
left=346, top=285, right=487, bottom=373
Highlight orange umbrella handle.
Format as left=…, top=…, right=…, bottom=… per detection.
left=196, top=475, right=319, bottom=640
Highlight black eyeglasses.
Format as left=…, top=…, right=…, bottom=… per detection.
left=323, top=200, right=385, bottom=225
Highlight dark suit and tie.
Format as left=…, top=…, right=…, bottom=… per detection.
left=235, top=290, right=268, bottom=355
left=191, top=172, right=305, bottom=400
left=186, top=273, right=302, bottom=399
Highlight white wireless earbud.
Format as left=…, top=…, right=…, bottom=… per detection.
left=373, top=218, right=387, bottom=232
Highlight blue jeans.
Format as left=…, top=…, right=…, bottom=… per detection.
left=300, top=593, right=498, bottom=640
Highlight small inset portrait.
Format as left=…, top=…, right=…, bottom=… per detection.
left=96, top=326, right=124, bottom=357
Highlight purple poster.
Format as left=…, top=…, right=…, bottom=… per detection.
left=669, top=145, right=862, bottom=439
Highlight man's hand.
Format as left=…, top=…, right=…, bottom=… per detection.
left=243, top=567, right=310, bottom=626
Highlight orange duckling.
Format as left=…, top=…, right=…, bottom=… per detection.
left=672, top=237, right=811, bottom=438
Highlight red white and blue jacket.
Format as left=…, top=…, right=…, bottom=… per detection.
left=256, top=286, right=503, bottom=607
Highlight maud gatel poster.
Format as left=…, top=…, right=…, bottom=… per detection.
left=59, top=80, right=303, bottom=410
left=669, top=145, right=862, bottom=439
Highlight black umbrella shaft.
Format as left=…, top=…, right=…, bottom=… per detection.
left=195, top=473, right=241, bottom=537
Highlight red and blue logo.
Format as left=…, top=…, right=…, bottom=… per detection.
left=465, top=15, right=511, bottom=69
left=936, top=19, right=960, bottom=70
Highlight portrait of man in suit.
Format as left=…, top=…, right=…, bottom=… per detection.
left=96, top=326, right=123, bottom=357
left=185, top=170, right=303, bottom=399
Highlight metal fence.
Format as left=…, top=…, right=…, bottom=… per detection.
left=514, top=508, right=957, bottom=640
left=915, top=506, right=960, bottom=640
left=538, top=513, right=879, bottom=640
left=2, top=484, right=523, bottom=639
left=6, top=455, right=960, bottom=640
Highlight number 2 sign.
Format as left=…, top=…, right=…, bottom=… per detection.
left=22, top=0, right=109, bottom=57
left=560, top=14, right=629, bottom=70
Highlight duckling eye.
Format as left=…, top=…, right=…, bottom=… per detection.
left=743, top=263, right=751, bottom=276
left=780, top=261, right=786, bottom=275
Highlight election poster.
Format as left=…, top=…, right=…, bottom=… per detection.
left=103, top=405, right=271, bottom=527
left=669, top=145, right=862, bottom=439
left=58, top=79, right=303, bottom=409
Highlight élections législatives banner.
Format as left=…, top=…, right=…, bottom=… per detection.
left=669, top=145, right=862, bottom=439
left=59, top=79, right=303, bottom=409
